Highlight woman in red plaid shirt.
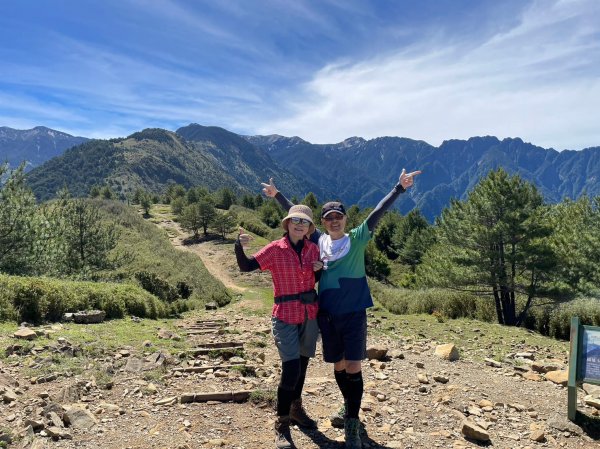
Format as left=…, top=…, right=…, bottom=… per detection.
left=235, top=204, right=324, bottom=449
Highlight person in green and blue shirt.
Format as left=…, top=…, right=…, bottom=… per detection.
left=262, top=169, right=421, bottom=449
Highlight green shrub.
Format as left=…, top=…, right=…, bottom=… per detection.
left=0, top=274, right=168, bottom=323
left=371, top=280, right=600, bottom=341
left=135, top=271, right=180, bottom=302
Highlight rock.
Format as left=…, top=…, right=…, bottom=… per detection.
left=2, top=388, right=18, bottom=402
left=0, top=373, right=18, bottom=388
left=54, top=384, right=80, bottom=404
left=157, top=329, right=181, bottom=340
left=522, top=371, right=542, bottom=381
left=144, top=351, right=167, bottom=369
left=389, top=349, right=405, bottom=359
left=530, top=429, right=546, bottom=442
left=461, top=420, right=490, bottom=441
left=24, top=418, right=45, bottom=431
left=582, top=383, right=600, bottom=397
left=62, top=313, right=74, bottom=321
left=417, top=373, right=429, bottom=384
left=366, top=345, right=388, bottom=360
left=124, top=357, right=144, bottom=372
left=515, top=352, right=534, bottom=360
left=478, top=399, right=493, bottom=408
left=532, top=361, right=561, bottom=373
left=73, top=310, right=106, bottom=324
left=433, top=374, right=449, bottom=383
left=45, top=426, right=73, bottom=440
left=14, top=328, right=37, bottom=340
left=545, top=370, right=568, bottom=386
left=63, top=406, right=98, bottom=430
left=434, top=344, right=459, bottom=361
left=547, top=413, right=583, bottom=435
left=205, top=302, right=218, bottom=310
left=584, top=395, right=600, bottom=409
left=484, top=358, right=502, bottom=368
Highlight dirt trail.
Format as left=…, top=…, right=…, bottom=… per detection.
left=156, top=219, right=247, bottom=293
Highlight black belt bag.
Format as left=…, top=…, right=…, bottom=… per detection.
left=274, top=289, right=318, bottom=305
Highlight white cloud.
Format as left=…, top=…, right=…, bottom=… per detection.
left=260, top=0, right=600, bottom=150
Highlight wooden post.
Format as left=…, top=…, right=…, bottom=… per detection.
left=567, top=316, right=580, bottom=421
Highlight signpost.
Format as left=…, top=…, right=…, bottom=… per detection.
left=568, top=316, right=600, bottom=421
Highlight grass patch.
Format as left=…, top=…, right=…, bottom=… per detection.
left=368, top=311, right=568, bottom=363
left=208, top=348, right=245, bottom=360
left=100, top=201, right=231, bottom=308
left=249, top=389, right=277, bottom=407
left=231, top=364, right=256, bottom=377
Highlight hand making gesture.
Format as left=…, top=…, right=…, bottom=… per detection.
left=237, top=227, right=254, bottom=247
left=261, top=177, right=279, bottom=198
left=399, top=168, right=422, bottom=189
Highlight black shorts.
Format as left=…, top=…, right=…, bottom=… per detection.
left=317, top=310, right=367, bottom=363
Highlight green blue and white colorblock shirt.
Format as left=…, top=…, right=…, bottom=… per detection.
left=317, top=220, right=373, bottom=315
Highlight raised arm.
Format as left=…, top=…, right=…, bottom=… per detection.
left=234, top=228, right=260, bottom=272
left=261, top=177, right=294, bottom=211
left=366, top=169, right=422, bottom=232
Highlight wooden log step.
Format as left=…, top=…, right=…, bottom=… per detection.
left=186, top=329, right=222, bottom=335
left=172, top=364, right=248, bottom=374
left=188, top=342, right=243, bottom=356
left=180, top=390, right=252, bottom=403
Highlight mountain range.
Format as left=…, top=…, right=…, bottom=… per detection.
left=2, top=124, right=599, bottom=220
left=0, top=126, right=88, bottom=170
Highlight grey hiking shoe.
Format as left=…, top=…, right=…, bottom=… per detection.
left=274, top=415, right=295, bottom=449
left=344, top=417, right=362, bottom=449
left=290, top=398, right=317, bottom=429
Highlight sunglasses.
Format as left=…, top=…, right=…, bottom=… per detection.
left=323, top=213, right=345, bottom=221
left=289, top=217, right=311, bottom=225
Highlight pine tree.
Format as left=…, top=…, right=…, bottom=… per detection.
left=214, top=211, right=237, bottom=239
left=418, top=169, right=557, bottom=326
left=0, top=164, right=38, bottom=274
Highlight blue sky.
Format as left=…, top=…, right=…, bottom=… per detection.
left=1, top=0, right=599, bottom=150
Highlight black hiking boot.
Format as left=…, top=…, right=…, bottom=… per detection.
left=289, top=398, right=317, bottom=429
left=274, top=415, right=295, bottom=449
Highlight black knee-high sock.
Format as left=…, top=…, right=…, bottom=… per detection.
left=277, top=386, right=297, bottom=416
left=346, top=371, right=363, bottom=419
left=292, top=356, right=310, bottom=400
left=334, top=369, right=348, bottom=401
left=278, top=359, right=301, bottom=416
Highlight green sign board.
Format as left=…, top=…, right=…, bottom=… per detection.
left=568, top=316, right=600, bottom=421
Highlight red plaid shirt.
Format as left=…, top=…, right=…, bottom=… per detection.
left=253, top=236, right=320, bottom=324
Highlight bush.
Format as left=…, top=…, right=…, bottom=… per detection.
left=371, top=280, right=600, bottom=340
left=0, top=274, right=168, bottom=323
left=135, top=271, right=180, bottom=303
left=370, top=281, right=482, bottom=319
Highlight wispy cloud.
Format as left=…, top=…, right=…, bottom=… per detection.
left=260, top=0, right=600, bottom=150
left=0, top=0, right=598, bottom=150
